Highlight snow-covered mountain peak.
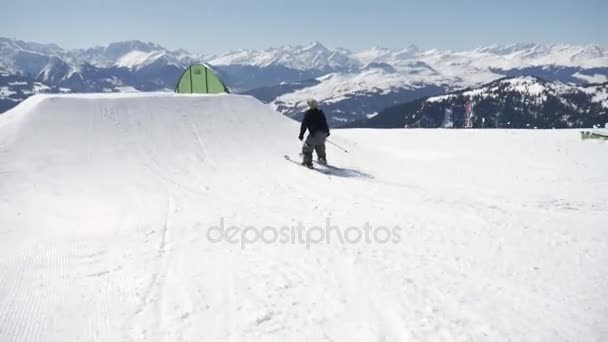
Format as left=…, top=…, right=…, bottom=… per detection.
left=66, top=40, right=174, bottom=68
left=208, top=41, right=358, bottom=70
left=572, top=44, right=606, bottom=60
left=37, top=56, right=72, bottom=83
left=498, top=76, right=559, bottom=95
left=0, top=37, right=64, bottom=55
left=352, top=45, right=420, bottom=65
left=393, top=45, right=420, bottom=57
left=353, top=47, right=396, bottom=65
left=301, top=41, right=328, bottom=52
left=97, top=40, right=166, bottom=64
left=474, top=43, right=540, bottom=55
left=105, top=40, right=165, bottom=55
left=115, top=50, right=168, bottom=70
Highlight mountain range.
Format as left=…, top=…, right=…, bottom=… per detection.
left=1, top=37, right=607, bottom=126
left=346, top=76, right=608, bottom=129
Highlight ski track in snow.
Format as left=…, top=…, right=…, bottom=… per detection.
left=0, top=93, right=607, bottom=341
left=127, top=194, right=173, bottom=341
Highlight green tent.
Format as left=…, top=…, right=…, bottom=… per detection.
left=175, top=64, right=230, bottom=94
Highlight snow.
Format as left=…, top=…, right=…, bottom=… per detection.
left=115, top=50, right=167, bottom=70
left=445, top=44, right=608, bottom=69
left=0, top=86, right=16, bottom=97
left=352, top=46, right=396, bottom=65
left=426, top=94, right=454, bottom=103
left=115, top=86, right=141, bottom=93
left=0, top=94, right=607, bottom=341
left=504, top=76, right=547, bottom=95
left=427, top=86, right=493, bottom=103
left=352, top=45, right=420, bottom=65
left=274, top=70, right=400, bottom=106
left=426, top=77, right=590, bottom=105
left=208, top=42, right=359, bottom=71
left=581, top=85, right=608, bottom=107
left=32, top=82, right=51, bottom=93
left=272, top=67, right=447, bottom=115
left=7, top=81, right=27, bottom=86
left=592, top=92, right=608, bottom=107
left=573, top=72, right=608, bottom=84
left=207, top=43, right=608, bottom=72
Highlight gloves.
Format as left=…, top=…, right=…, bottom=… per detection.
left=298, top=134, right=304, bottom=141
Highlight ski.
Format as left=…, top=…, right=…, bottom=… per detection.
left=283, top=155, right=332, bottom=175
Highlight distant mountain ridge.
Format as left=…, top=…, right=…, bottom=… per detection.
left=2, top=37, right=606, bottom=84
left=1, top=37, right=607, bottom=126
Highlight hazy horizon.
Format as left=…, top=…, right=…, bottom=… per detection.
left=1, top=0, right=606, bottom=54
left=2, top=35, right=607, bottom=56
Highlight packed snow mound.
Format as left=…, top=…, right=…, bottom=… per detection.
left=1, top=93, right=298, bottom=171
left=0, top=94, right=607, bottom=341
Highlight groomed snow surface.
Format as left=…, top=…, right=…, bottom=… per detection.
left=0, top=94, right=607, bottom=341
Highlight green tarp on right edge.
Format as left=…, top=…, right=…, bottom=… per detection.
left=581, top=130, right=608, bottom=141
left=175, top=64, right=230, bottom=94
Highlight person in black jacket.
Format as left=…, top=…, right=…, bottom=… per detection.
left=299, top=99, right=330, bottom=168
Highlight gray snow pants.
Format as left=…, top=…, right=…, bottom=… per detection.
left=302, top=131, right=328, bottom=165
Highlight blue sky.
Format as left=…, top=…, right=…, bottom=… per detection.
left=1, top=0, right=606, bottom=53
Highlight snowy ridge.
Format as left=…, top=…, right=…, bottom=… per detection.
left=208, top=41, right=359, bottom=70
left=261, top=44, right=607, bottom=122
left=2, top=37, right=606, bottom=79
left=427, top=76, right=608, bottom=108
left=66, top=40, right=195, bottom=69
left=272, top=67, right=442, bottom=114
left=115, top=50, right=167, bottom=69
left=209, top=42, right=608, bottom=70
left=465, top=43, right=608, bottom=68
left=354, top=76, right=608, bottom=129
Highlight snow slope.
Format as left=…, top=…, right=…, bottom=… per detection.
left=271, top=67, right=443, bottom=113
left=0, top=94, right=607, bottom=341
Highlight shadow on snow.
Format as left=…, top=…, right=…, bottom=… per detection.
left=315, top=163, right=374, bottom=179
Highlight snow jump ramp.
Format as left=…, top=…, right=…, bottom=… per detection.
left=0, top=93, right=607, bottom=341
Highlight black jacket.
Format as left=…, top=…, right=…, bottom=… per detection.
left=299, top=109, right=330, bottom=137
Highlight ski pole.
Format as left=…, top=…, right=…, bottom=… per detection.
left=327, top=139, right=348, bottom=153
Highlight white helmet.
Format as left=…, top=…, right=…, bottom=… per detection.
left=306, top=99, right=319, bottom=109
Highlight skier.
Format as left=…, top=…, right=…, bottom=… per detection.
left=298, top=99, right=330, bottom=168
